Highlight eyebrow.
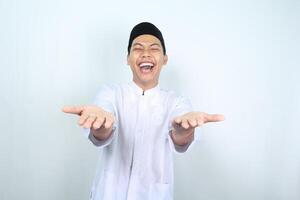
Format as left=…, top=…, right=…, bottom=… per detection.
left=150, top=43, right=161, bottom=47
left=132, top=43, right=143, bottom=47
left=132, top=42, right=161, bottom=47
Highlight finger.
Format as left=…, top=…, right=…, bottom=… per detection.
left=181, top=119, right=190, bottom=129
left=187, top=118, right=198, bottom=128
left=104, top=116, right=114, bottom=129
left=172, top=117, right=182, bottom=126
left=171, top=117, right=181, bottom=128
left=196, top=117, right=204, bottom=126
left=62, top=105, right=84, bottom=115
left=78, top=112, right=89, bottom=125
left=204, top=114, right=225, bottom=123
left=92, top=116, right=105, bottom=129
left=174, top=117, right=182, bottom=124
left=83, top=115, right=97, bottom=128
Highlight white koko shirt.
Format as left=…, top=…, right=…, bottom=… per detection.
left=85, top=82, right=199, bottom=200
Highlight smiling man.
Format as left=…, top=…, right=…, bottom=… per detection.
left=62, top=22, right=224, bottom=200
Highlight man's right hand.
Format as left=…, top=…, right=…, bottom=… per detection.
left=62, top=105, right=115, bottom=140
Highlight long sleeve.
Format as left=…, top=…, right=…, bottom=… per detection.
left=83, top=84, right=118, bottom=148
left=167, top=96, right=200, bottom=153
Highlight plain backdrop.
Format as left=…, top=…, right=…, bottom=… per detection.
left=0, top=0, right=299, bottom=199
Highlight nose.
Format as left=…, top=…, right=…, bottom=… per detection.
left=141, top=49, right=151, bottom=58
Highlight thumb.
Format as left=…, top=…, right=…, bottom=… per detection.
left=62, top=105, right=84, bottom=115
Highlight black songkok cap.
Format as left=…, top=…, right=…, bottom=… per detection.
left=127, top=22, right=166, bottom=55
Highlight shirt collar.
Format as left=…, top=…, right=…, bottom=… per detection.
left=129, top=81, right=160, bottom=96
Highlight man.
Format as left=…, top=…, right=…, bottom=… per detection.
left=62, top=22, right=224, bottom=200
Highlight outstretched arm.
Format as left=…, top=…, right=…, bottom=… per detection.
left=170, top=112, right=225, bottom=147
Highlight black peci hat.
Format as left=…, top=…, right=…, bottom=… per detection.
left=127, top=22, right=166, bottom=55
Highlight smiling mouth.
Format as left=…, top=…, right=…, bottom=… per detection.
left=139, top=62, right=154, bottom=69
left=139, top=62, right=154, bottom=73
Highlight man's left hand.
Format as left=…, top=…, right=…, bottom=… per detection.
left=172, top=112, right=225, bottom=132
left=171, top=112, right=225, bottom=146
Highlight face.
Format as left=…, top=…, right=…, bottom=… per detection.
left=127, top=34, right=168, bottom=90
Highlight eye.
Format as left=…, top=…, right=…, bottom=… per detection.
left=150, top=45, right=161, bottom=52
left=151, top=48, right=161, bottom=52
left=132, top=47, right=143, bottom=51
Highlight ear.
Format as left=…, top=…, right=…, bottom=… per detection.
left=127, top=54, right=130, bottom=65
left=163, top=54, right=168, bottom=65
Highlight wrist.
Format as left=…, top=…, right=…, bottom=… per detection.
left=171, top=128, right=194, bottom=146
left=91, top=126, right=113, bottom=141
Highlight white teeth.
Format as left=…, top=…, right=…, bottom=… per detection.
left=139, top=62, right=154, bottom=67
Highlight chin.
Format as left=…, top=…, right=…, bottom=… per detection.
left=136, top=77, right=154, bottom=84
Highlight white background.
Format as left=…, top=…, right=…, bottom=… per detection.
left=0, top=0, right=299, bottom=199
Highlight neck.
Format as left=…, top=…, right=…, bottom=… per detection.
left=132, top=79, right=158, bottom=91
